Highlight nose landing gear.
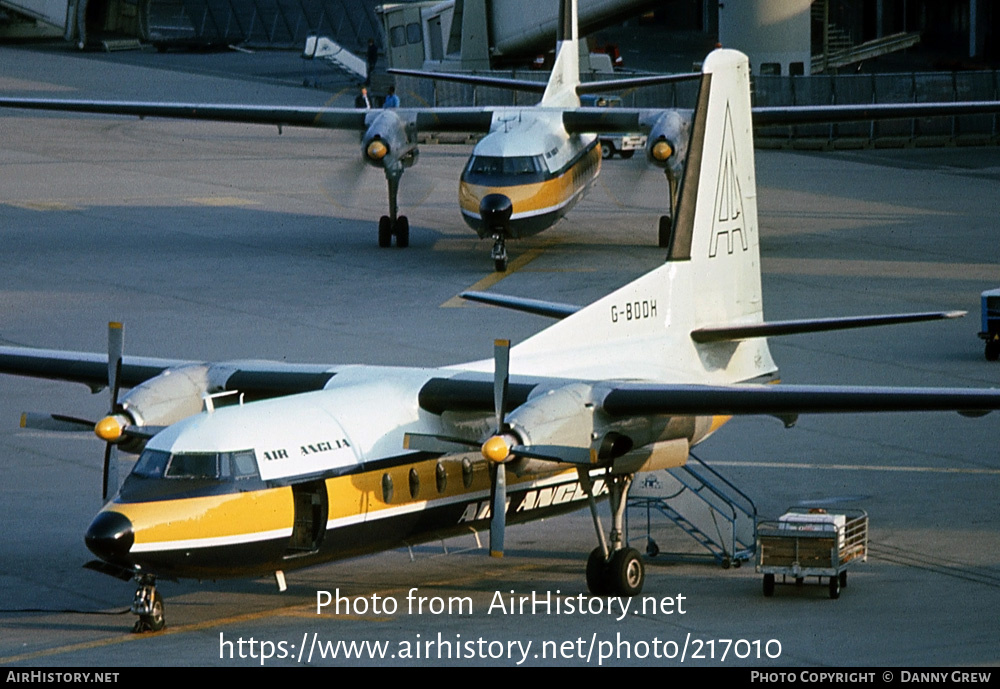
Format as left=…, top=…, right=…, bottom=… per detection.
left=132, top=574, right=165, bottom=633
left=481, top=194, right=513, bottom=272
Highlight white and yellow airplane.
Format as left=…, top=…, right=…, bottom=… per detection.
left=3, top=48, right=1000, bottom=633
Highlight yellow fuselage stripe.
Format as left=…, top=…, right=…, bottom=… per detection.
left=459, top=147, right=601, bottom=219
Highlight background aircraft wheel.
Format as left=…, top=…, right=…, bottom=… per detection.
left=586, top=547, right=610, bottom=596
left=395, top=216, right=409, bottom=248
left=658, top=216, right=672, bottom=248
left=601, top=140, right=614, bottom=159
left=494, top=257, right=507, bottom=272
left=829, top=575, right=841, bottom=599
left=986, top=340, right=999, bottom=361
left=608, top=547, right=644, bottom=596
left=620, top=150, right=635, bottom=160
left=378, top=216, right=392, bottom=248
left=763, top=573, right=775, bottom=597
left=134, top=591, right=165, bottom=633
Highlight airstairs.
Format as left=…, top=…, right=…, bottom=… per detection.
left=628, top=453, right=757, bottom=568
left=302, top=35, right=368, bottom=83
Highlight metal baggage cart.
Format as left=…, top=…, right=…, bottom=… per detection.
left=756, top=508, right=868, bottom=599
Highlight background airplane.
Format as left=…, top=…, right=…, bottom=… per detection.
left=2, top=49, right=999, bottom=634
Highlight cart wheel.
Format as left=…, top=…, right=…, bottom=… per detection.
left=839, top=570, right=848, bottom=588
left=829, top=575, right=841, bottom=599
left=795, top=577, right=804, bottom=586
left=763, top=574, right=775, bottom=597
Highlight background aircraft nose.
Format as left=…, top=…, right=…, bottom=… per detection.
left=480, top=193, right=513, bottom=233
left=85, top=511, right=134, bottom=561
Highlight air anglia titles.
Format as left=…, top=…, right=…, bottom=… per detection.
left=262, top=438, right=350, bottom=461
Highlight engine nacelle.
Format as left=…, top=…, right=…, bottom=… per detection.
left=111, top=364, right=218, bottom=451
left=361, top=110, right=413, bottom=169
left=643, top=110, right=690, bottom=179
left=501, top=383, right=598, bottom=475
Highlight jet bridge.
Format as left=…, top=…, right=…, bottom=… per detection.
left=378, top=0, right=655, bottom=71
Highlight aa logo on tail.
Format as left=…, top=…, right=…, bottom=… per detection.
left=709, top=103, right=748, bottom=258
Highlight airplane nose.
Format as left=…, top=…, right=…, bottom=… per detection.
left=85, top=511, right=134, bottom=561
left=480, top=193, right=513, bottom=234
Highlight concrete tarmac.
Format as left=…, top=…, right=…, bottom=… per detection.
left=1, top=44, right=999, bottom=668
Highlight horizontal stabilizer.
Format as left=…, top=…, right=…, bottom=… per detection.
left=601, top=384, right=1000, bottom=417
left=460, top=291, right=580, bottom=319
left=690, top=311, right=966, bottom=343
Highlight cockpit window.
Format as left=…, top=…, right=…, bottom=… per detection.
left=132, top=449, right=169, bottom=478
left=131, top=448, right=259, bottom=481
left=467, top=155, right=545, bottom=176
left=166, top=453, right=218, bottom=479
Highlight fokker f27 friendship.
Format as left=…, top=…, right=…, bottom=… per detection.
left=2, top=48, right=1000, bottom=633
left=5, top=0, right=1000, bottom=271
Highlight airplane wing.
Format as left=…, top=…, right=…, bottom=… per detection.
left=752, top=101, right=1000, bottom=126
left=597, top=383, right=1000, bottom=417
left=0, top=98, right=495, bottom=133
left=0, top=345, right=336, bottom=398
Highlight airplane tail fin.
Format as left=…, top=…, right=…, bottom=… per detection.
left=511, top=49, right=777, bottom=385
left=540, top=0, right=581, bottom=107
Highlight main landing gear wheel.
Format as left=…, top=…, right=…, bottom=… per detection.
left=586, top=547, right=610, bottom=596
left=377, top=216, right=409, bottom=248
left=609, top=547, right=644, bottom=596
left=586, top=547, right=645, bottom=596
left=579, top=471, right=645, bottom=597
left=378, top=216, right=392, bottom=248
